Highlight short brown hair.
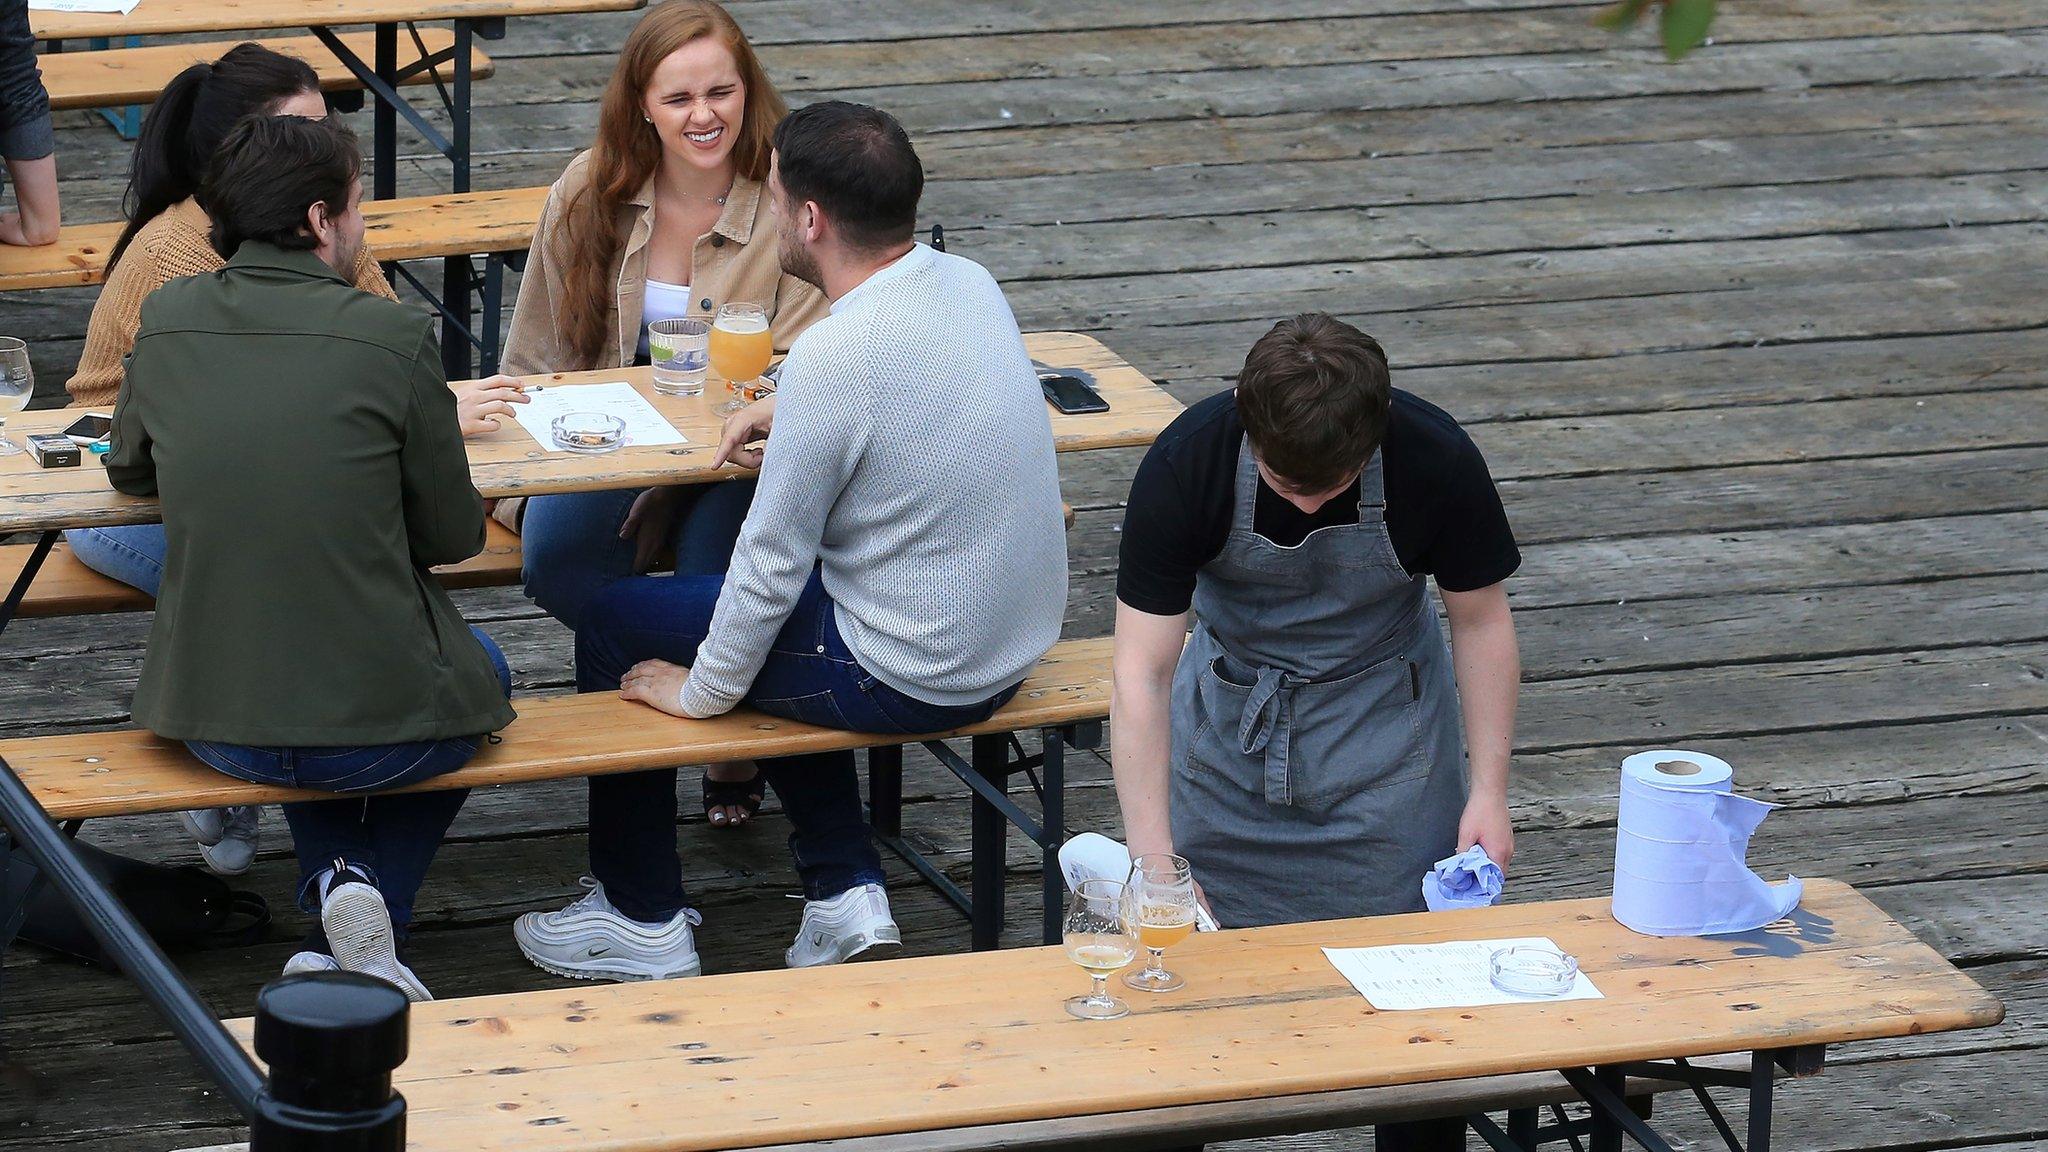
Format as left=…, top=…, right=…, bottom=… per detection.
left=1236, top=314, right=1392, bottom=491
left=205, top=115, right=359, bottom=260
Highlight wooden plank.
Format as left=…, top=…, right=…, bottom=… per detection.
left=474, top=1, right=2048, bottom=95
left=0, top=517, right=524, bottom=619
left=31, top=0, right=646, bottom=41
left=0, top=637, right=1110, bottom=819
left=1509, top=511, right=2048, bottom=609
left=216, top=882, right=2000, bottom=1152
left=963, top=170, right=2048, bottom=282
left=904, top=77, right=2046, bottom=182
left=0, top=333, right=1176, bottom=531
left=501, top=0, right=2048, bottom=51
left=38, top=30, right=496, bottom=113
left=0, top=187, right=547, bottom=292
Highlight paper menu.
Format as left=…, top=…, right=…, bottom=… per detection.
left=1322, top=936, right=1603, bottom=1010
left=509, top=381, right=687, bottom=453
left=29, top=0, right=143, bottom=15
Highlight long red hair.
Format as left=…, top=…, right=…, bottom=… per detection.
left=556, top=0, right=785, bottom=368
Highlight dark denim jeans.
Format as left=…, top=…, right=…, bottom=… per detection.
left=185, top=628, right=513, bottom=936
left=521, top=480, right=756, bottom=630
left=576, top=570, right=1018, bottom=922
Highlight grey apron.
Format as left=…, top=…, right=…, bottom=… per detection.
left=1169, top=438, right=1467, bottom=928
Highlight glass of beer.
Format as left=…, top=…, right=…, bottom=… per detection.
left=0, top=337, right=33, bottom=455
left=708, top=303, right=773, bottom=416
left=1123, top=853, right=1198, bottom=993
left=1063, top=878, right=1136, bottom=1020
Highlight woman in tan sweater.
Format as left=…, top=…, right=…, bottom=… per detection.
left=505, top=0, right=827, bottom=830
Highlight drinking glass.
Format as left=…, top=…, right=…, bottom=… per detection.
left=0, top=337, right=33, bottom=456
left=1123, top=853, right=1197, bottom=992
left=708, top=303, right=773, bottom=416
left=1063, top=878, right=1136, bottom=1020
left=648, top=317, right=711, bottom=396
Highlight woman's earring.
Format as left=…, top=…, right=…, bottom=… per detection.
left=643, top=114, right=653, bottom=124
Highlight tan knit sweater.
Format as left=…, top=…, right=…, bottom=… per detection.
left=66, top=198, right=397, bottom=408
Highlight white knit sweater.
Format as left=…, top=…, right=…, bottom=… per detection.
left=679, top=244, right=1069, bottom=717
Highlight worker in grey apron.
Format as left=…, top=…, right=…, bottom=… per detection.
left=1169, top=441, right=1468, bottom=929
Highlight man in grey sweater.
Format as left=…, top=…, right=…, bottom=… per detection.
left=515, top=102, right=1068, bottom=982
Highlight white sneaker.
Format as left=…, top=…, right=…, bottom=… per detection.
left=513, top=878, right=703, bottom=983
left=785, top=883, right=900, bottom=969
left=181, top=806, right=259, bottom=876
left=282, top=951, right=341, bottom=977
left=320, top=870, right=433, bottom=1002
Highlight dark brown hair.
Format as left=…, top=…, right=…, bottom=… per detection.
left=110, top=43, right=323, bottom=270
left=1235, top=314, right=1392, bottom=492
left=558, top=0, right=785, bottom=367
left=770, top=101, right=923, bottom=251
left=205, top=116, right=360, bottom=260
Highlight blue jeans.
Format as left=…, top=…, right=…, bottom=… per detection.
left=520, top=481, right=756, bottom=630
left=576, top=570, right=1019, bottom=921
left=185, top=629, right=513, bottom=937
left=64, top=525, right=167, bottom=597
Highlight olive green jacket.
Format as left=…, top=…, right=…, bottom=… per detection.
left=107, top=242, right=517, bottom=745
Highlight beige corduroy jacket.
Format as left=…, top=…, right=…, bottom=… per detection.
left=500, top=149, right=827, bottom=378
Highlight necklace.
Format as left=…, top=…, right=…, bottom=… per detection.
left=664, top=183, right=730, bottom=207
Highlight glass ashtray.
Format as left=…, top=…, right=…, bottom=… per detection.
left=1489, top=945, right=1579, bottom=998
left=551, top=411, right=626, bottom=454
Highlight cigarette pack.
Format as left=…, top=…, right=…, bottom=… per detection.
left=26, top=433, right=81, bottom=468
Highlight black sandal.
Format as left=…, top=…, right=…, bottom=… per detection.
left=701, top=770, right=765, bottom=828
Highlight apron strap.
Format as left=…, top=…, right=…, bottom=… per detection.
left=1238, top=666, right=1295, bottom=806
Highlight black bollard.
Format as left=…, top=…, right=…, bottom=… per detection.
left=250, top=972, right=410, bottom=1152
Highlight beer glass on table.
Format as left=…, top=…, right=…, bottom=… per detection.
left=709, top=303, right=773, bottom=416
left=1123, top=853, right=1197, bottom=992
left=0, top=337, right=33, bottom=455
left=1063, top=878, right=1136, bottom=1020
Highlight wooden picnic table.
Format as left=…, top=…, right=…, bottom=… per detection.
left=32, top=0, right=646, bottom=377
left=225, top=879, right=2001, bottom=1152
left=32, top=0, right=642, bottom=197
left=0, top=332, right=1173, bottom=535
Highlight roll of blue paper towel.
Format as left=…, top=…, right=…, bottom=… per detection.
left=1611, top=749, right=1802, bottom=936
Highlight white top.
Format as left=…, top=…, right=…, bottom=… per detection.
left=635, top=277, right=694, bottom=359
left=678, top=244, right=1069, bottom=717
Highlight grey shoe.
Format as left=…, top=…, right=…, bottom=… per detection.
left=191, top=806, right=259, bottom=876
left=785, top=883, right=901, bottom=968
left=320, top=871, right=432, bottom=1002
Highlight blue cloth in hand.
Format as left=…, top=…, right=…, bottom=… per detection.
left=1422, top=845, right=1504, bottom=911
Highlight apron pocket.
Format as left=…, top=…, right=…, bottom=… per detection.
left=1178, top=656, right=1266, bottom=797
left=1287, top=654, right=1426, bottom=813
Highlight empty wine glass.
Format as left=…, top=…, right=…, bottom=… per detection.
left=1123, top=853, right=1197, bottom=993
left=1063, top=878, right=1135, bottom=1020
left=0, top=337, right=32, bottom=456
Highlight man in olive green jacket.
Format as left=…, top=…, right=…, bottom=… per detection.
left=107, top=114, right=514, bottom=1001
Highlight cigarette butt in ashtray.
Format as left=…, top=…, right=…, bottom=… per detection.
left=1058, top=832, right=1220, bottom=931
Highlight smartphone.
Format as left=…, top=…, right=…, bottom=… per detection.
left=1039, top=370, right=1108, bottom=415
left=63, top=413, right=113, bottom=446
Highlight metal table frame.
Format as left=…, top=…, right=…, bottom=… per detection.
left=308, top=17, right=507, bottom=378
left=1470, top=1047, right=1827, bottom=1152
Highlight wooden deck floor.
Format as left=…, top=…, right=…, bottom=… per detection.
left=3, top=1, right=2045, bottom=1148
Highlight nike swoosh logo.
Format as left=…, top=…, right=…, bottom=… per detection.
left=585, top=946, right=611, bottom=959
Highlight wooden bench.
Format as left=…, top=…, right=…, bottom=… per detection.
left=0, top=518, right=524, bottom=619
left=0, top=637, right=1112, bottom=946
left=0, top=186, right=547, bottom=376
left=0, top=506, right=1072, bottom=621
left=0, top=186, right=547, bottom=293
left=40, top=31, right=496, bottom=113
left=214, top=880, right=2002, bottom=1152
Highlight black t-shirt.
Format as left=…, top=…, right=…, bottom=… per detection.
left=1116, top=389, right=1520, bottom=616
